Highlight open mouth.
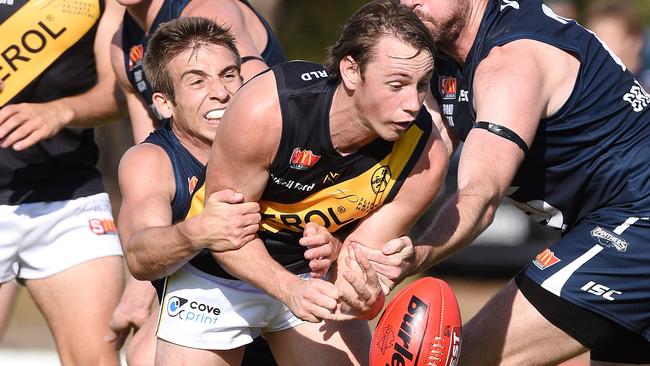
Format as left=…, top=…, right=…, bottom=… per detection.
left=204, top=109, right=225, bottom=126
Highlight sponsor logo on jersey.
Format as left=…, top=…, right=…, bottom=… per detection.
left=323, top=171, right=340, bottom=184
left=270, top=173, right=315, bottom=192
left=128, top=44, right=144, bottom=71
left=623, top=79, right=650, bottom=112
left=581, top=281, right=621, bottom=301
left=188, top=176, right=198, bottom=194
left=88, top=218, right=117, bottom=235
left=300, top=69, right=327, bottom=81
left=371, top=166, right=391, bottom=194
left=500, top=0, right=520, bottom=11
left=289, top=148, right=320, bottom=170
left=439, top=76, right=457, bottom=100
left=533, top=248, right=561, bottom=270
left=0, top=0, right=15, bottom=6
left=590, top=226, right=628, bottom=252
left=458, top=89, right=469, bottom=102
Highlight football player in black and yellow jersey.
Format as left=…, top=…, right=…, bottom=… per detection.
left=0, top=0, right=128, bottom=365
left=199, top=1, right=449, bottom=364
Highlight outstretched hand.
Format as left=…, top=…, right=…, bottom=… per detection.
left=355, top=236, right=415, bottom=293
left=332, top=243, right=385, bottom=321
left=281, top=276, right=340, bottom=323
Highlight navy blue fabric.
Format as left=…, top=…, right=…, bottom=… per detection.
left=430, top=0, right=650, bottom=343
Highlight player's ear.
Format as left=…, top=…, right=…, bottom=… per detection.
left=340, top=55, right=360, bottom=91
left=152, top=92, right=173, bottom=119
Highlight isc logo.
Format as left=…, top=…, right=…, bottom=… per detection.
left=581, top=281, right=621, bottom=301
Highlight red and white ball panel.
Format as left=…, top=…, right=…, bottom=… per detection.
left=370, top=277, right=462, bottom=366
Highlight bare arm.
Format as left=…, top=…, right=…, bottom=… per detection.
left=412, top=40, right=574, bottom=272
left=117, top=144, right=259, bottom=280
left=205, top=72, right=339, bottom=322
left=0, top=0, right=126, bottom=150
left=334, top=122, right=449, bottom=318
left=185, top=0, right=270, bottom=81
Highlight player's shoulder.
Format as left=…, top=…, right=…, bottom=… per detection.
left=183, top=0, right=241, bottom=18
left=120, top=142, right=171, bottom=174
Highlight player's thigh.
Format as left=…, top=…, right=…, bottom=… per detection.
left=127, top=303, right=159, bottom=366
left=0, top=280, right=20, bottom=337
left=26, top=256, right=124, bottom=353
left=459, top=279, right=586, bottom=366
left=155, top=338, right=245, bottom=366
left=265, top=319, right=371, bottom=366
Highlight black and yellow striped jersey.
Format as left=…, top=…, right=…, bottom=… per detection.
left=189, top=61, right=433, bottom=278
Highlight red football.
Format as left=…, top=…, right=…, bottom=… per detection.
left=370, top=277, right=462, bottom=366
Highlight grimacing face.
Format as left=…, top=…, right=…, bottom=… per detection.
left=163, top=43, right=243, bottom=145
left=354, top=34, right=434, bottom=142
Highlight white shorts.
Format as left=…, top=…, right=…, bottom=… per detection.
left=0, top=193, right=123, bottom=283
left=156, top=264, right=307, bottom=350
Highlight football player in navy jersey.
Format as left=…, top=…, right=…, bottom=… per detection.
left=367, top=0, right=650, bottom=364
left=110, top=0, right=286, bottom=144
left=108, top=1, right=285, bottom=363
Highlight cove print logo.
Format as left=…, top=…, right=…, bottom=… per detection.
left=167, top=296, right=188, bottom=318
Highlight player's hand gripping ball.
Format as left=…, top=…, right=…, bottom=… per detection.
left=370, top=277, right=462, bottom=366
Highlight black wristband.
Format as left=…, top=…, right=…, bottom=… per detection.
left=241, top=55, right=265, bottom=64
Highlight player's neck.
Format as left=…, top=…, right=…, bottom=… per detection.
left=329, top=84, right=378, bottom=156
left=171, top=125, right=211, bottom=165
left=447, top=0, right=489, bottom=65
left=126, top=0, right=164, bottom=34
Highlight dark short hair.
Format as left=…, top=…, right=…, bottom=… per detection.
left=324, top=0, right=435, bottom=84
left=143, top=16, right=241, bottom=103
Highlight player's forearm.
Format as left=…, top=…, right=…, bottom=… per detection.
left=211, top=238, right=300, bottom=302
left=125, top=223, right=202, bottom=280
left=61, top=78, right=126, bottom=128
left=119, top=272, right=157, bottom=309
left=413, top=189, right=498, bottom=273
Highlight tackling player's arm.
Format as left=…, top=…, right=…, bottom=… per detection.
left=205, top=71, right=340, bottom=322
left=335, top=120, right=449, bottom=319
left=185, top=0, right=269, bottom=81
left=117, top=144, right=259, bottom=280
left=109, top=23, right=159, bottom=144
left=412, top=39, right=575, bottom=273
left=0, top=0, right=126, bottom=150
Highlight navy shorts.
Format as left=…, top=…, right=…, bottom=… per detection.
left=519, top=206, right=650, bottom=360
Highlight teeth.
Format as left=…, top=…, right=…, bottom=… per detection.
left=205, top=109, right=225, bottom=119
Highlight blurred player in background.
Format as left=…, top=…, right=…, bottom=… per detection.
left=0, top=1, right=127, bottom=364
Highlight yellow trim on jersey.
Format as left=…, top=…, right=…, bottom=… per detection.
left=185, top=184, right=205, bottom=220
left=0, top=0, right=100, bottom=106
left=260, top=125, right=424, bottom=234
